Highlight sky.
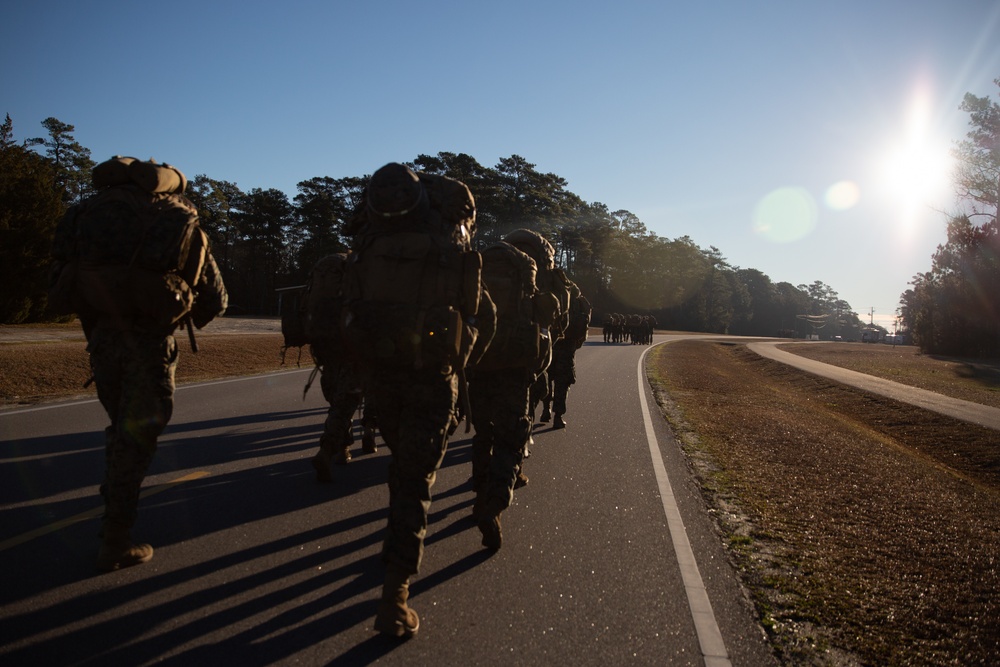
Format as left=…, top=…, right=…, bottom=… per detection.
left=5, top=1, right=1000, bottom=330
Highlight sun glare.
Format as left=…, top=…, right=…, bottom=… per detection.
left=877, top=84, right=954, bottom=228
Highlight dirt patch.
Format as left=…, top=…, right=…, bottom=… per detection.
left=649, top=340, right=1000, bottom=665
left=0, top=333, right=295, bottom=406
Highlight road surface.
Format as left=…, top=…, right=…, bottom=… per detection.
left=0, top=334, right=775, bottom=666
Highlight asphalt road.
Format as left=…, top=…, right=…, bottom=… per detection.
left=0, top=334, right=776, bottom=666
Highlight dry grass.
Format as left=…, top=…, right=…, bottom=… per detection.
left=0, top=333, right=294, bottom=406
left=649, top=340, right=1000, bottom=666
left=781, top=342, right=1000, bottom=409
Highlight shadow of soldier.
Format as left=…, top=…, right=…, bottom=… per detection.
left=0, top=417, right=495, bottom=665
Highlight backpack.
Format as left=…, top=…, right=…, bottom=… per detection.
left=504, top=229, right=572, bottom=339
left=280, top=252, right=349, bottom=358
left=279, top=253, right=350, bottom=391
left=279, top=285, right=308, bottom=351
left=49, top=157, right=205, bottom=331
left=341, top=164, right=483, bottom=372
left=472, top=241, right=541, bottom=371
left=564, top=285, right=592, bottom=348
left=303, top=253, right=348, bottom=345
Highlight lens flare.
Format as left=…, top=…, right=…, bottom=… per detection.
left=752, top=187, right=818, bottom=243
left=824, top=181, right=861, bottom=210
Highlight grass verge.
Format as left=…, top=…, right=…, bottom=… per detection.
left=0, top=334, right=294, bottom=406
left=648, top=340, right=1000, bottom=665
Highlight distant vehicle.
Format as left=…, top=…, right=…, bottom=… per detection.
left=861, top=328, right=883, bottom=343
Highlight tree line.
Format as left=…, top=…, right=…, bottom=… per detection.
left=4, top=111, right=915, bottom=342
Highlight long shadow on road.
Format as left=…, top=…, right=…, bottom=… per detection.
left=1, top=414, right=484, bottom=665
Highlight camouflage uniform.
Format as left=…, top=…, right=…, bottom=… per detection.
left=529, top=366, right=550, bottom=422
left=345, top=163, right=495, bottom=637
left=505, top=230, right=570, bottom=439
left=310, top=340, right=369, bottom=481
left=90, top=328, right=178, bottom=535
left=545, top=284, right=589, bottom=426
left=50, top=162, right=227, bottom=571
left=87, top=236, right=225, bottom=560
left=546, top=338, right=577, bottom=418
left=469, top=366, right=534, bottom=516
left=362, top=366, right=458, bottom=574
left=465, top=231, right=565, bottom=549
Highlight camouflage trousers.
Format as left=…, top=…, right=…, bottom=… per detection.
left=363, top=366, right=458, bottom=575
left=89, top=327, right=178, bottom=533
left=529, top=369, right=549, bottom=420
left=548, top=342, right=577, bottom=416
left=469, top=366, right=533, bottom=512
left=312, top=342, right=364, bottom=454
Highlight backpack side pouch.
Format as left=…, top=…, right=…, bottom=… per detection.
left=129, top=268, right=194, bottom=328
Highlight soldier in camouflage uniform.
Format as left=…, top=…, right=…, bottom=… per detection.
left=293, top=253, right=378, bottom=482
left=50, top=158, right=227, bottom=572
left=344, top=163, right=494, bottom=638
left=470, top=232, right=562, bottom=548
left=506, top=231, right=571, bottom=480
left=364, top=365, right=459, bottom=565
left=541, top=282, right=591, bottom=429
left=469, top=363, right=535, bottom=545
left=310, top=342, right=376, bottom=482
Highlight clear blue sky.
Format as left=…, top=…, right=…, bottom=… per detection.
left=5, top=1, right=1000, bottom=329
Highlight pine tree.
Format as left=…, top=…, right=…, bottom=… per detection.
left=0, top=116, right=65, bottom=323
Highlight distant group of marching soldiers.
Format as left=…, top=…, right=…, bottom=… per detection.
left=602, top=313, right=657, bottom=345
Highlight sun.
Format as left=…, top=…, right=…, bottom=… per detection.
left=880, top=137, right=952, bottom=210
left=877, top=85, right=954, bottom=228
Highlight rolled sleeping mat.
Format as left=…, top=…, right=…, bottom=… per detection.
left=91, top=156, right=137, bottom=189
left=128, top=159, right=187, bottom=194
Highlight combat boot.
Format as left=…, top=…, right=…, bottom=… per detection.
left=553, top=413, right=566, bottom=429
left=362, top=425, right=378, bottom=454
left=373, top=565, right=419, bottom=638
left=96, top=524, right=153, bottom=572
left=333, top=447, right=352, bottom=465
left=540, top=405, right=551, bottom=423
left=478, top=499, right=503, bottom=551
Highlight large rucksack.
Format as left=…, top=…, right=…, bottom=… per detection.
left=564, top=284, right=592, bottom=348
left=303, top=253, right=348, bottom=345
left=280, top=253, right=348, bottom=356
left=341, top=164, right=483, bottom=372
left=473, top=241, right=547, bottom=371
left=279, top=285, right=308, bottom=352
left=504, top=229, right=572, bottom=339
left=501, top=229, right=572, bottom=375
left=49, top=156, right=207, bottom=332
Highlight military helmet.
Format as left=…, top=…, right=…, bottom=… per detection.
left=367, top=163, right=428, bottom=219
left=504, top=228, right=555, bottom=271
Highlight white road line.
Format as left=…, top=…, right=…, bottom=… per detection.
left=638, top=345, right=731, bottom=667
left=0, top=369, right=311, bottom=416
left=1, top=397, right=102, bottom=414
